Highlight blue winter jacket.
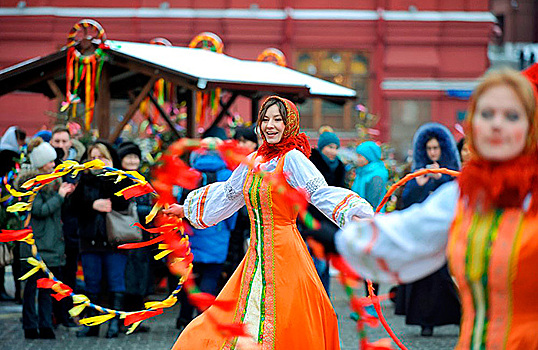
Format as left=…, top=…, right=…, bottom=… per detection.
left=352, top=141, right=389, bottom=211
left=188, top=151, right=238, bottom=264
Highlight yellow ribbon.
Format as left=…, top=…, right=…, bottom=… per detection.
left=146, top=203, right=162, bottom=224
left=145, top=295, right=177, bottom=310
left=126, top=321, right=142, bottom=335
left=69, top=294, right=90, bottom=317
left=5, top=184, right=34, bottom=197
left=18, top=257, right=46, bottom=280
left=20, top=233, right=34, bottom=245
left=7, top=202, right=32, bottom=212
left=79, top=313, right=116, bottom=326
left=154, top=248, right=173, bottom=260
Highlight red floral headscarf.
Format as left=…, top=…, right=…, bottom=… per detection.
left=256, top=96, right=311, bottom=161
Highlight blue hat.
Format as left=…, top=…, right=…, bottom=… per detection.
left=356, top=141, right=382, bottom=163
left=35, top=130, right=52, bottom=143
left=317, top=131, right=340, bottom=151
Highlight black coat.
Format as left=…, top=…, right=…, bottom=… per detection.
left=71, top=171, right=130, bottom=253
left=300, top=148, right=346, bottom=252
left=0, top=149, right=19, bottom=177
left=395, top=123, right=461, bottom=328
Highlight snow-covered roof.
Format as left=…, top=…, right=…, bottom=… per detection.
left=106, top=40, right=356, bottom=99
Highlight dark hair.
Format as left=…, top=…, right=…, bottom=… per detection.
left=426, top=135, right=438, bottom=143
left=51, top=125, right=71, bottom=137
left=457, top=138, right=466, bottom=157
left=258, top=98, right=287, bottom=124
left=233, top=126, right=258, bottom=145
left=14, top=128, right=26, bottom=142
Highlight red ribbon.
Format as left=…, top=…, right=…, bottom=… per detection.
left=123, top=309, right=163, bottom=326
left=0, top=229, right=33, bottom=242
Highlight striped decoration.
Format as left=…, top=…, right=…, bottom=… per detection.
left=448, top=203, right=526, bottom=350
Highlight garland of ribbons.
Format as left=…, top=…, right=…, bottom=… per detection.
left=0, top=139, right=292, bottom=343
left=0, top=138, right=446, bottom=346
left=0, top=153, right=245, bottom=337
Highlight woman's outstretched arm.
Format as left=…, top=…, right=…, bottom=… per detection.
left=335, top=181, right=459, bottom=284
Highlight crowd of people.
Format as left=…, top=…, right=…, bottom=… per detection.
left=0, top=65, right=536, bottom=349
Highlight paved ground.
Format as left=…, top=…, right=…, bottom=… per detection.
left=0, top=268, right=459, bottom=350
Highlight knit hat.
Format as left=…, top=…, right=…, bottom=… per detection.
left=356, top=141, right=381, bottom=164
left=35, top=130, right=52, bottom=143
left=233, top=126, right=258, bottom=145
left=317, top=131, right=340, bottom=151
left=118, top=141, right=141, bottom=161
left=29, top=142, right=57, bottom=169
left=202, top=126, right=228, bottom=140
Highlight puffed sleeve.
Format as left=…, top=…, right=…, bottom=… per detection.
left=284, top=150, right=374, bottom=228
left=183, top=160, right=248, bottom=229
left=335, top=181, right=459, bottom=284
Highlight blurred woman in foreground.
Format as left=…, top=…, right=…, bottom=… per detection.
left=337, top=67, right=538, bottom=349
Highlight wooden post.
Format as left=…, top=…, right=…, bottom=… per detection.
left=185, top=89, right=196, bottom=138
left=47, top=79, right=65, bottom=101
left=343, top=101, right=353, bottom=130
left=251, top=96, right=260, bottom=124
left=108, top=77, right=157, bottom=142
left=95, top=63, right=110, bottom=139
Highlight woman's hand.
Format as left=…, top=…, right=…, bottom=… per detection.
left=58, top=183, right=75, bottom=198
left=93, top=198, right=112, bottom=213
left=416, top=174, right=430, bottom=186
left=352, top=215, right=370, bottom=223
left=162, top=204, right=185, bottom=218
left=430, top=162, right=442, bottom=180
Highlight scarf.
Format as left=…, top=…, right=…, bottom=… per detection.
left=458, top=154, right=538, bottom=213
left=256, top=96, right=311, bottom=162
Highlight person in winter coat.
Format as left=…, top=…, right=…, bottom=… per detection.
left=395, top=123, right=462, bottom=336
left=18, top=138, right=75, bottom=339
left=0, top=126, right=26, bottom=177
left=400, top=124, right=460, bottom=208
left=71, top=141, right=130, bottom=338
left=351, top=141, right=389, bottom=303
left=50, top=125, right=86, bottom=162
left=301, top=131, right=346, bottom=294
left=0, top=126, right=26, bottom=302
left=176, top=140, right=238, bottom=331
left=352, top=141, right=389, bottom=211
left=221, top=127, right=259, bottom=287
left=117, top=141, right=153, bottom=333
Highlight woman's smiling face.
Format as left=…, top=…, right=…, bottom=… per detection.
left=260, top=104, right=286, bottom=144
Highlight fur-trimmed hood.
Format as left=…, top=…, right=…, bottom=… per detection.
left=411, top=123, right=461, bottom=171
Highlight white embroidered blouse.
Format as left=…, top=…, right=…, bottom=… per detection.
left=335, top=181, right=459, bottom=284
left=183, top=149, right=374, bottom=229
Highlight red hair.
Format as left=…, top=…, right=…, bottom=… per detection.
left=459, top=68, right=538, bottom=213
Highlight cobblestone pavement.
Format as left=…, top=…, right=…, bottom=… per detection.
left=0, top=270, right=458, bottom=350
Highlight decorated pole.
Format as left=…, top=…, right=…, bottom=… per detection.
left=62, top=19, right=109, bottom=133
left=188, top=32, right=224, bottom=135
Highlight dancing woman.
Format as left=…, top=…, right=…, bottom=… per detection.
left=337, top=68, right=538, bottom=349
left=165, top=96, right=373, bottom=349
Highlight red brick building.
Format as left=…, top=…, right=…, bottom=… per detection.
left=0, top=1, right=494, bottom=156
